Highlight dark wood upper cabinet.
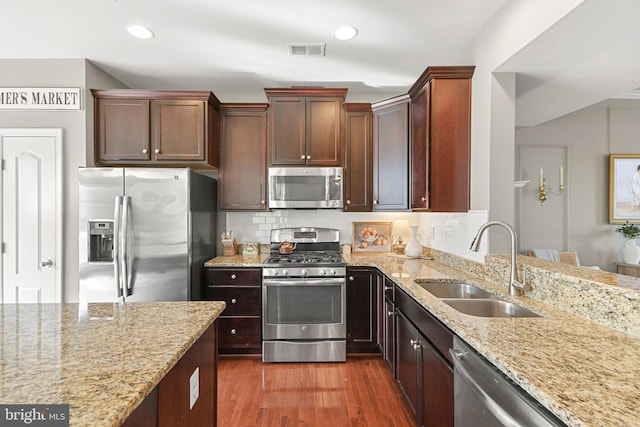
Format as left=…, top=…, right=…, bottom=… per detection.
left=408, top=66, right=474, bottom=212
left=343, top=103, right=373, bottom=212
left=218, top=103, right=268, bottom=210
left=91, top=89, right=220, bottom=169
left=265, top=88, right=346, bottom=166
left=371, top=96, right=410, bottom=211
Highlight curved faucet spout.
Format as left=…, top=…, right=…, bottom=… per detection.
left=470, top=220, right=525, bottom=296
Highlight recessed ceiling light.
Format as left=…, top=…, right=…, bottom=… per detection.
left=127, top=24, right=154, bottom=40
left=334, top=25, right=358, bottom=41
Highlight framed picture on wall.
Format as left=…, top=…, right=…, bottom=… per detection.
left=352, top=222, right=392, bottom=252
left=609, top=154, right=640, bottom=223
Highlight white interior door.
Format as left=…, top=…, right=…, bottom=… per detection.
left=1, top=129, right=62, bottom=303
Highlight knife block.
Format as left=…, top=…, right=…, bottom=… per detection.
left=222, top=239, right=238, bottom=256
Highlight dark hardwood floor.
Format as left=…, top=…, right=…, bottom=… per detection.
left=218, top=355, right=417, bottom=427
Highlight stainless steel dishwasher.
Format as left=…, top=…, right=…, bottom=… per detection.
left=450, top=337, right=566, bottom=427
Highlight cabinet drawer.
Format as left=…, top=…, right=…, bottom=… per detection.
left=218, top=317, right=261, bottom=353
left=204, top=286, right=261, bottom=316
left=206, top=268, right=261, bottom=286
left=396, top=287, right=453, bottom=364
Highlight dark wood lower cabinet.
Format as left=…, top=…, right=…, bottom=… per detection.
left=395, top=288, right=454, bottom=427
left=123, top=322, right=218, bottom=427
left=396, top=311, right=420, bottom=417
left=346, top=267, right=380, bottom=353
left=204, top=268, right=262, bottom=354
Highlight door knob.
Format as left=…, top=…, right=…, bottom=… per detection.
left=41, top=259, right=54, bottom=268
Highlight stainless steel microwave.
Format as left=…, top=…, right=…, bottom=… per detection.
left=268, top=167, right=343, bottom=209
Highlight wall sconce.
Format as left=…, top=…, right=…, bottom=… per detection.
left=538, top=166, right=564, bottom=205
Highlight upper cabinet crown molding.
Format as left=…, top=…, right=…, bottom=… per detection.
left=90, top=89, right=221, bottom=107
left=371, top=94, right=411, bottom=111
left=407, top=66, right=475, bottom=99
left=264, top=88, right=348, bottom=98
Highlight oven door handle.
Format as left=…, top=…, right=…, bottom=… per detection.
left=263, top=278, right=345, bottom=287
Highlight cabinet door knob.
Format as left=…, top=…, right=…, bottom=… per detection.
left=154, top=148, right=160, bottom=154
left=421, top=196, right=427, bottom=202
left=306, top=155, right=311, bottom=160
left=142, top=148, right=148, bottom=154
left=231, top=298, right=237, bottom=304
left=373, top=200, right=378, bottom=205
left=387, top=311, right=394, bottom=317
left=230, top=329, right=237, bottom=335
left=230, top=274, right=237, bottom=280
left=300, top=155, right=306, bottom=160
left=261, top=200, right=265, bottom=204
left=384, top=286, right=392, bottom=291
left=346, top=200, right=351, bottom=205
left=348, top=276, right=354, bottom=281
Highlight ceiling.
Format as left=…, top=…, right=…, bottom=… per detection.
left=3, top=0, right=640, bottom=126
left=1, top=0, right=509, bottom=101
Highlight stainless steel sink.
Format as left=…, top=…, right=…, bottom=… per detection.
left=441, top=299, right=541, bottom=318
left=417, top=281, right=495, bottom=299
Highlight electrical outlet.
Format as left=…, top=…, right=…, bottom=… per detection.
left=444, top=226, right=453, bottom=241
left=189, top=367, right=200, bottom=410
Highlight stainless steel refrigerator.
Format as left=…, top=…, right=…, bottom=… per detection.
left=79, top=167, right=216, bottom=303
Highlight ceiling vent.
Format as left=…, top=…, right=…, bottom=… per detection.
left=288, top=43, right=326, bottom=56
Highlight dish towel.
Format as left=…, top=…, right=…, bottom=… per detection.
left=532, top=248, right=561, bottom=262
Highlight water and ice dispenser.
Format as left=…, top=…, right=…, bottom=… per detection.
left=88, top=221, right=114, bottom=262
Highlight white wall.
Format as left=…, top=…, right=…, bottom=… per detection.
left=0, top=59, right=127, bottom=301
left=516, top=98, right=640, bottom=271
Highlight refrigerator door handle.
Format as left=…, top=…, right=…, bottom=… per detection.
left=114, top=196, right=124, bottom=298
left=122, top=195, right=133, bottom=296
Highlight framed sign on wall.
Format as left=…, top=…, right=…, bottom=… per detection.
left=352, top=222, right=392, bottom=252
left=609, top=154, right=640, bottom=224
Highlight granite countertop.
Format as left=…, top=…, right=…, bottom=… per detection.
left=0, top=301, right=226, bottom=427
left=205, top=252, right=640, bottom=427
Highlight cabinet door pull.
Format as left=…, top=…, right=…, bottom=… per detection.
left=346, top=200, right=351, bottom=205
left=384, top=285, right=392, bottom=291
left=154, top=148, right=160, bottom=154
left=230, top=329, right=237, bottom=335
left=373, top=200, right=378, bottom=205
left=230, top=274, right=237, bottom=280
left=387, top=311, right=394, bottom=317
left=300, top=155, right=306, bottom=160
left=348, top=276, right=354, bottom=281
left=231, top=298, right=237, bottom=304
left=421, top=196, right=427, bottom=202
left=306, top=155, right=311, bottom=160
left=142, top=148, right=148, bottom=154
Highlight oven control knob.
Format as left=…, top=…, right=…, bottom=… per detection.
left=282, top=270, right=288, bottom=276
left=301, top=269, right=308, bottom=277
left=319, top=270, right=326, bottom=276
left=329, top=269, right=336, bottom=276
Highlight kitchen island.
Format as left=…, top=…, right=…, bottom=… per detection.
left=206, top=252, right=640, bottom=427
left=0, top=301, right=225, bottom=426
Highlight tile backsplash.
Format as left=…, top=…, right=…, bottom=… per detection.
left=223, top=209, right=488, bottom=261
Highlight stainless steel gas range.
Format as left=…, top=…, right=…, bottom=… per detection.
left=262, top=227, right=346, bottom=363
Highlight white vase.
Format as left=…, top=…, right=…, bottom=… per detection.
left=622, top=239, right=640, bottom=264
left=405, top=225, right=422, bottom=258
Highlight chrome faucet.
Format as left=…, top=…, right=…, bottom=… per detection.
left=470, top=220, right=525, bottom=296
